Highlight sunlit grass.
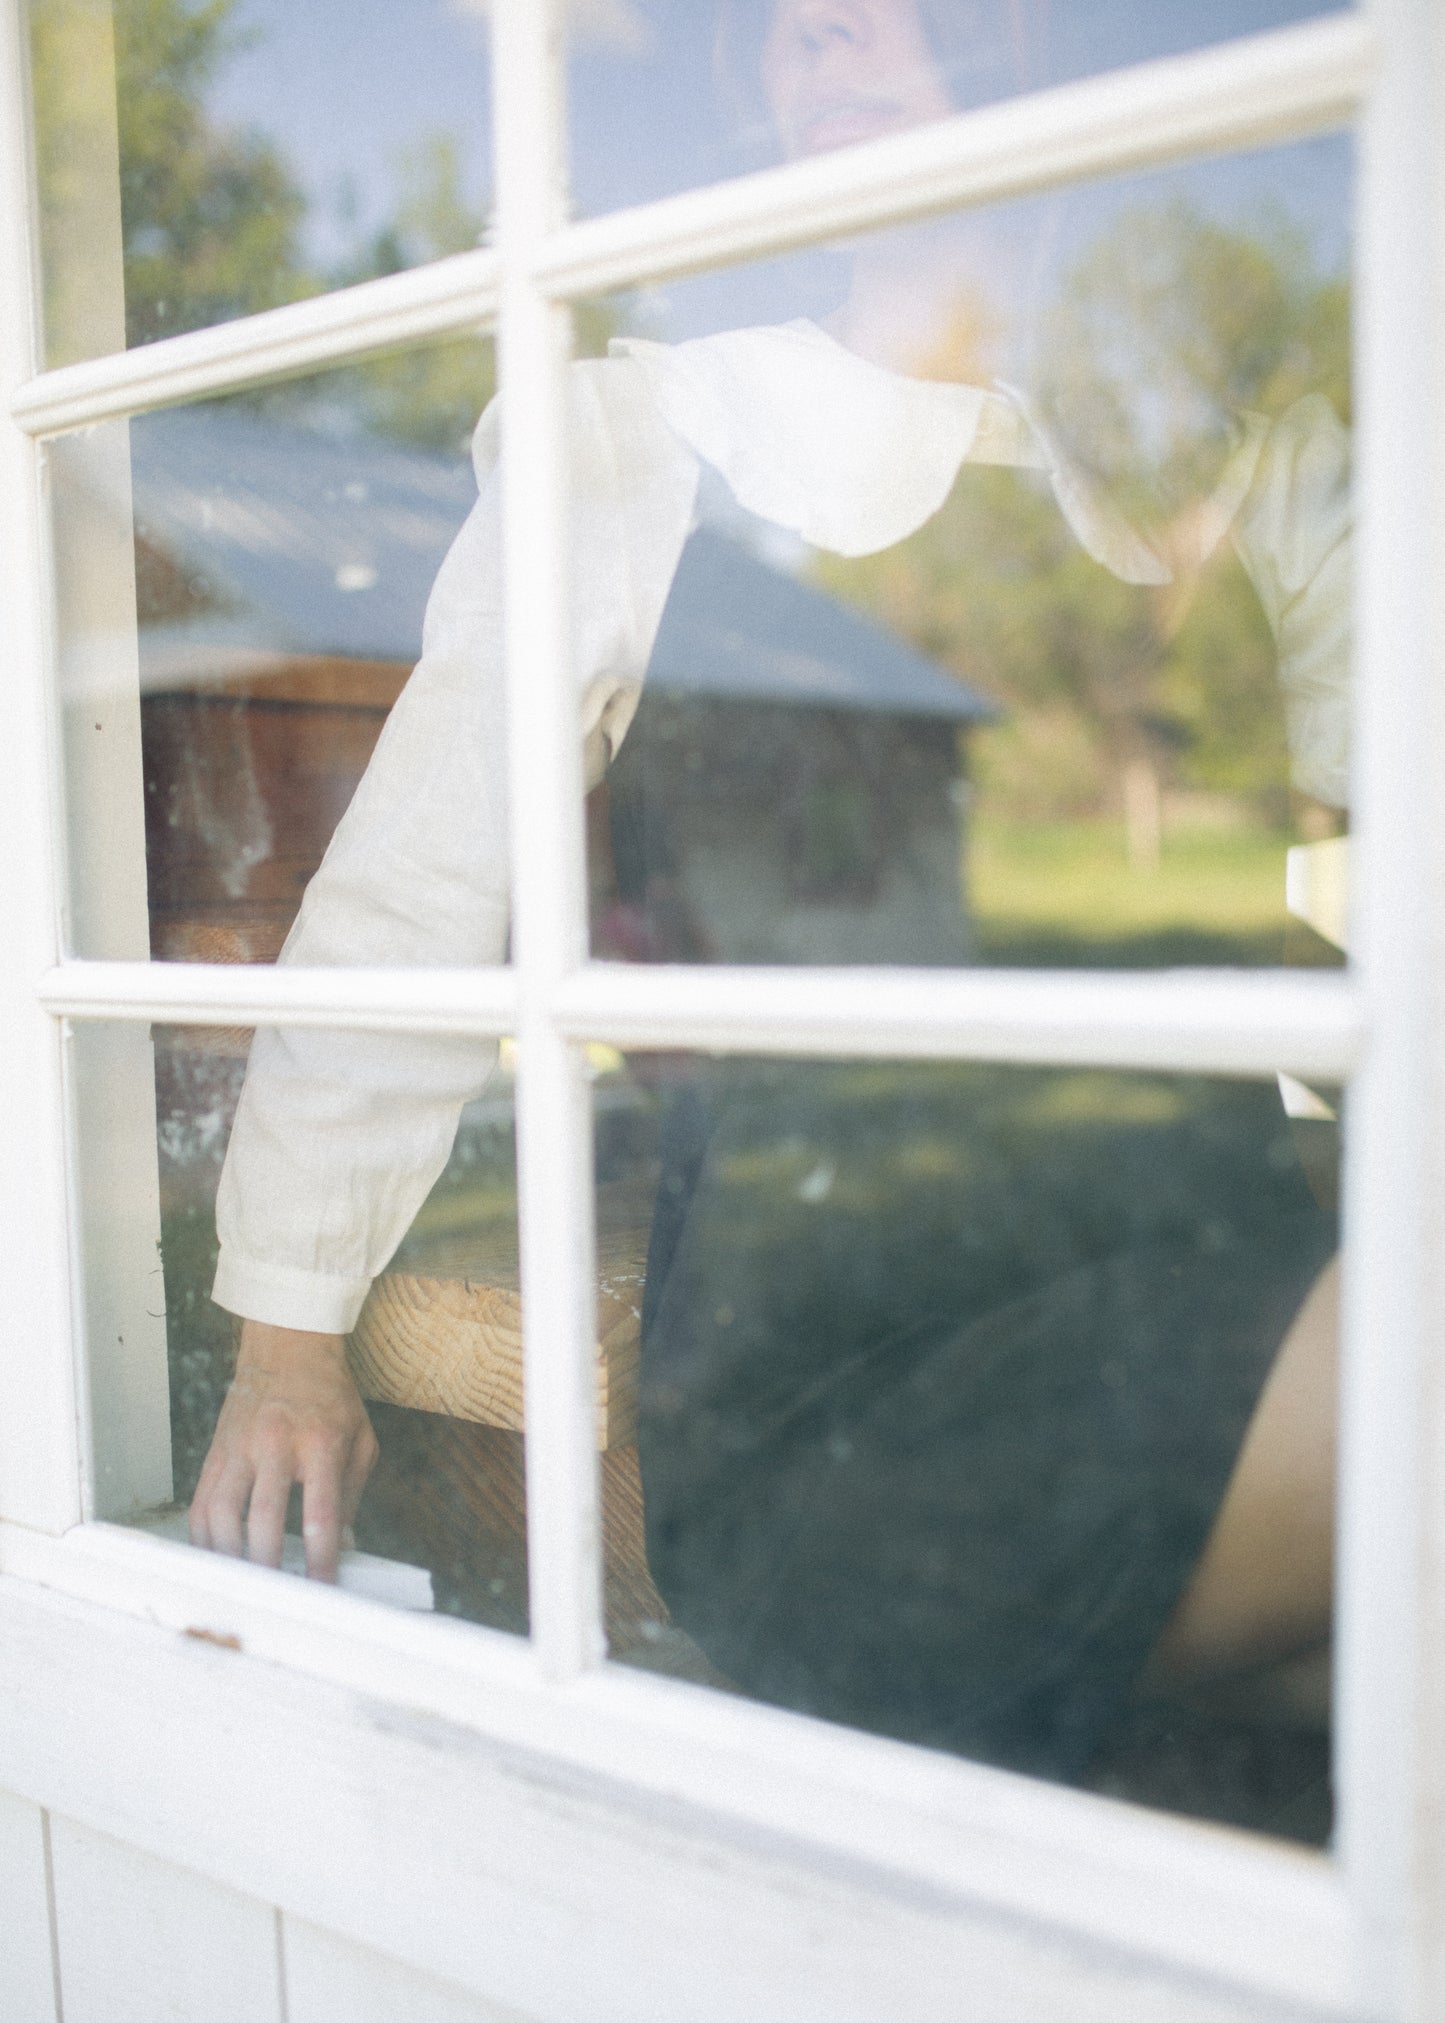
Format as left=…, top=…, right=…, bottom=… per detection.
left=970, top=817, right=1290, bottom=957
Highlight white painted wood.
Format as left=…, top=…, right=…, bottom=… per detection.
left=49, top=1815, right=283, bottom=2023
left=38, top=958, right=1363, bottom=1081
left=43, top=437, right=170, bottom=1521
left=23, top=13, right=171, bottom=1522
left=533, top=15, right=1373, bottom=303
left=7, top=20, right=1369, bottom=440
left=2, top=0, right=1436, bottom=2013
left=0, top=1536, right=1351, bottom=2013
left=0, top=1578, right=1354, bottom=2023
left=285, top=1920, right=531, bottom=2023
left=40, top=959, right=519, bottom=1033
left=553, top=964, right=1363, bottom=1080
left=0, top=1791, right=59, bottom=2023
left=11, top=247, right=500, bottom=436
left=64, top=1021, right=172, bottom=1520
left=494, top=0, right=603, bottom=1684
left=0, top=0, right=85, bottom=1534
left=1333, top=0, right=1445, bottom=2016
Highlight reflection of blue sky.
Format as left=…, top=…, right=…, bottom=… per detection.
left=206, top=0, right=494, bottom=267
left=206, top=0, right=1349, bottom=335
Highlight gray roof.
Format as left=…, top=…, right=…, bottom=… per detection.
left=131, top=406, right=995, bottom=723
left=130, top=406, right=475, bottom=681
left=651, top=526, right=994, bottom=722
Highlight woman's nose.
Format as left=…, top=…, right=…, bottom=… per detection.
left=786, top=0, right=872, bottom=54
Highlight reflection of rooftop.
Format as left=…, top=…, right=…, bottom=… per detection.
left=131, top=406, right=996, bottom=721
left=653, top=526, right=995, bottom=722
left=131, top=407, right=477, bottom=682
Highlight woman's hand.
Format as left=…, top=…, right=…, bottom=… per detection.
left=189, top=1321, right=379, bottom=1581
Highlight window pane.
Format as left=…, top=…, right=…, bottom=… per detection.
left=582, top=138, right=1351, bottom=967
left=48, top=336, right=497, bottom=965
left=596, top=1050, right=1340, bottom=1843
left=568, top=0, right=1351, bottom=216
left=29, top=0, right=492, bottom=367
left=73, top=1018, right=529, bottom=1632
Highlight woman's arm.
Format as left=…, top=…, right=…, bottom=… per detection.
left=193, top=358, right=701, bottom=1576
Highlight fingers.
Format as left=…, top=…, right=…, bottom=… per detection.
left=301, top=1441, right=345, bottom=1584
left=190, top=1456, right=254, bottom=1560
left=245, top=1454, right=291, bottom=1571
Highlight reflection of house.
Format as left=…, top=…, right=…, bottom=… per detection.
left=130, top=409, right=995, bottom=964
left=131, top=407, right=475, bottom=961
left=608, top=527, right=995, bottom=966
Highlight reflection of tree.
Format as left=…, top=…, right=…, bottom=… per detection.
left=66, top=0, right=309, bottom=345
left=1038, top=200, right=1349, bottom=516
left=819, top=205, right=1348, bottom=832
left=31, top=0, right=508, bottom=449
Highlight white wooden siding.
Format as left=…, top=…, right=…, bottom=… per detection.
left=0, top=1578, right=1343, bottom=2023
left=48, top=1817, right=284, bottom=2023
left=0, top=1791, right=59, bottom=2023
left=284, top=1920, right=532, bottom=2023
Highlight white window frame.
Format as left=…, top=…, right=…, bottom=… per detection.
left=1, top=3, right=1441, bottom=2017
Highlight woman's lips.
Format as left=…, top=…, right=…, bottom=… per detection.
left=796, top=95, right=906, bottom=152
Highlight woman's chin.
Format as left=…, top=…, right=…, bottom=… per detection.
left=794, top=104, right=907, bottom=155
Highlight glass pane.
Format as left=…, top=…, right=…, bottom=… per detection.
left=596, top=1050, right=1340, bottom=1842
left=74, top=1018, right=528, bottom=1631
left=582, top=137, right=1351, bottom=966
left=29, top=0, right=492, bottom=367
left=48, top=335, right=496, bottom=965
left=568, top=0, right=1350, bottom=215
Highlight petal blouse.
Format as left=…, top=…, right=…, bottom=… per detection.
left=212, top=320, right=1351, bottom=1333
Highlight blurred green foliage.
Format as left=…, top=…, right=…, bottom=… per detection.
left=820, top=203, right=1349, bottom=831
left=29, top=0, right=508, bottom=446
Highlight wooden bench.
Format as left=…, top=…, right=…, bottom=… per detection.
left=347, top=1216, right=646, bottom=1451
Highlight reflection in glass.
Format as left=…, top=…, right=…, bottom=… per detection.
left=597, top=1052, right=1339, bottom=1841
left=49, top=337, right=495, bottom=965
left=29, top=0, right=493, bottom=366
left=46, top=0, right=1352, bottom=1828
left=568, top=0, right=1349, bottom=215
left=74, top=1018, right=528, bottom=1629
left=582, top=133, right=1350, bottom=968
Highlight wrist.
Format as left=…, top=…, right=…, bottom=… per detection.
left=236, top=1319, right=348, bottom=1377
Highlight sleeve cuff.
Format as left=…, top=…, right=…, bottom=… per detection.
left=211, top=1250, right=373, bottom=1335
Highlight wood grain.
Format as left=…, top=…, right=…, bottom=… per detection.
left=348, top=1214, right=647, bottom=1450
left=349, top=1276, right=640, bottom=1448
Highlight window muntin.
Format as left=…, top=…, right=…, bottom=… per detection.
left=566, top=0, right=1353, bottom=216
left=27, top=0, right=494, bottom=369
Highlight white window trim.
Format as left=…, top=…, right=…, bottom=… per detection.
left=3, top=3, right=1444, bottom=2017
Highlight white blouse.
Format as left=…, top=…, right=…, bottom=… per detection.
left=212, top=320, right=1351, bottom=1335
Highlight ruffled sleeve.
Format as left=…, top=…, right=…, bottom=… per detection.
left=1229, top=394, right=1352, bottom=808
left=213, top=357, right=699, bottom=1332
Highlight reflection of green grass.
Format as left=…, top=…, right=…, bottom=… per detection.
left=972, top=819, right=1291, bottom=968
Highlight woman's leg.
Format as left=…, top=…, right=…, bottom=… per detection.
left=1145, top=1256, right=1338, bottom=1688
